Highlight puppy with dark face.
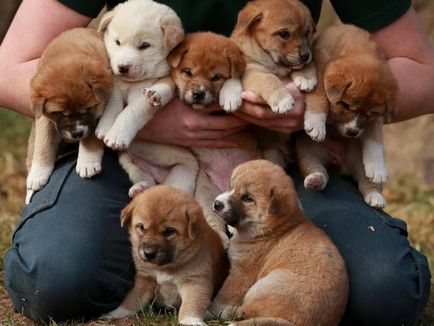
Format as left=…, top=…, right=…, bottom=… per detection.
left=231, top=0, right=317, bottom=114
left=298, top=24, right=398, bottom=208
left=209, top=160, right=348, bottom=326
left=26, top=28, right=112, bottom=202
left=101, top=186, right=228, bottom=325
left=169, top=32, right=245, bottom=111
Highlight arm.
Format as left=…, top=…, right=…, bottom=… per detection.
left=372, top=8, right=434, bottom=122
left=0, top=0, right=92, bottom=116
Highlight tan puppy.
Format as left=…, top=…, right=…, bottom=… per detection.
left=26, top=27, right=112, bottom=203
left=297, top=24, right=398, bottom=208
left=231, top=0, right=317, bottom=113
left=101, top=186, right=229, bottom=325
left=210, top=160, right=349, bottom=326
left=230, top=0, right=316, bottom=165
left=95, top=0, right=184, bottom=150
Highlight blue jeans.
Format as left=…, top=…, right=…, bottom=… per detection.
left=3, top=150, right=431, bottom=324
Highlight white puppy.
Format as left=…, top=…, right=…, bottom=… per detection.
left=95, top=0, right=184, bottom=150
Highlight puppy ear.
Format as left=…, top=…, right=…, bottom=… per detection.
left=267, top=188, right=285, bottom=217
left=235, top=7, right=262, bottom=34
left=324, top=70, right=352, bottom=104
left=120, top=200, right=136, bottom=227
left=161, top=13, right=184, bottom=51
left=185, top=205, right=202, bottom=240
left=83, top=61, right=113, bottom=103
left=98, top=11, right=114, bottom=33
left=168, top=42, right=188, bottom=68
left=30, top=90, right=46, bottom=119
left=224, top=44, right=246, bottom=79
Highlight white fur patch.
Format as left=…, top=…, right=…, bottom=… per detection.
left=219, top=79, right=243, bottom=112
left=304, top=171, right=328, bottom=190
left=304, top=112, right=327, bottom=142
left=363, top=139, right=387, bottom=184
left=26, top=162, right=54, bottom=191
left=179, top=317, right=207, bottom=326
left=76, top=144, right=103, bottom=178
left=269, top=93, right=294, bottom=114
left=100, top=306, right=135, bottom=320
left=364, top=191, right=386, bottom=209
left=291, top=72, right=317, bottom=92
left=144, top=83, right=174, bottom=109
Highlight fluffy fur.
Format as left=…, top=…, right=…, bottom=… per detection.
left=95, top=0, right=184, bottom=150
left=209, top=160, right=349, bottom=326
left=297, top=24, right=398, bottom=208
left=101, top=186, right=228, bottom=325
left=26, top=27, right=112, bottom=203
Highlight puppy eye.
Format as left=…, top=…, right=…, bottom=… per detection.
left=277, top=30, right=291, bottom=40
left=138, top=42, right=151, bottom=50
left=163, top=227, right=177, bottom=237
left=210, top=73, right=223, bottom=82
left=241, top=193, right=254, bottom=203
left=182, top=68, right=193, bottom=78
left=136, top=223, right=146, bottom=234
left=115, top=38, right=121, bottom=46
left=339, top=101, right=351, bottom=111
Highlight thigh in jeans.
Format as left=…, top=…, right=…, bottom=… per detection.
left=288, top=166, right=431, bottom=326
left=4, top=150, right=135, bottom=322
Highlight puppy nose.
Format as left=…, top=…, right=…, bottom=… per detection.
left=143, top=247, right=158, bottom=260
left=71, top=130, right=84, bottom=139
left=346, top=128, right=360, bottom=137
left=299, top=53, right=310, bottom=63
left=118, top=64, right=130, bottom=75
left=192, top=89, right=206, bottom=101
left=213, top=200, right=225, bottom=212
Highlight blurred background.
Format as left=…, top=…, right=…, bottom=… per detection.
left=0, top=0, right=433, bottom=324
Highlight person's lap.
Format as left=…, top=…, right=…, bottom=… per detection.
left=3, top=150, right=431, bottom=325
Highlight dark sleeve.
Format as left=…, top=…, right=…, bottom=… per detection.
left=330, top=0, right=412, bottom=32
left=58, top=0, right=107, bottom=18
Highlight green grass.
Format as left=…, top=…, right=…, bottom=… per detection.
left=0, top=108, right=432, bottom=325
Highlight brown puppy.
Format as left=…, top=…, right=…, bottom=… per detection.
left=298, top=24, right=398, bottom=208
left=210, top=160, right=348, bottom=326
left=26, top=28, right=112, bottom=202
left=101, top=185, right=229, bottom=325
left=231, top=0, right=317, bottom=114
left=169, top=32, right=245, bottom=111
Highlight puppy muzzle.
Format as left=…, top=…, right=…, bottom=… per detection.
left=139, top=245, right=170, bottom=266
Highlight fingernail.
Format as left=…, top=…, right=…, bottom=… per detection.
left=241, top=91, right=253, bottom=99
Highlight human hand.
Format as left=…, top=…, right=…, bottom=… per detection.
left=137, top=98, right=248, bottom=148
left=233, top=82, right=305, bottom=133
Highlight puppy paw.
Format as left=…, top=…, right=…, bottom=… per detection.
left=99, top=306, right=135, bottom=320
left=304, top=112, right=327, bottom=142
left=129, top=181, right=155, bottom=198
left=364, top=162, right=388, bottom=184
left=76, top=160, right=102, bottom=179
left=95, top=124, right=110, bottom=141
left=25, top=190, right=35, bottom=204
left=219, top=79, right=243, bottom=112
left=104, top=130, right=132, bottom=151
left=269, top=93, right=294, bottom=114
left=304, top=172, right=328, bottom=190
left=144, top=88, right=162, bottom=109
left=364, top=191, right=386, bottom=209
left=26, top=164, right=53, bottom=191
left=292, top=74, right=317, bottom=92
left=179, top=317, right=207, bottom=326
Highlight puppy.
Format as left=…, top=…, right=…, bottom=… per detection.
left=95, top=0, right=184, bottom=150
left=297, top=24, right=398, bottom=208
left=120, top=32, right=258, bottom=244
left=101, top=185, right=229, bottom=325
left=209, top=160, right=349, bottom=326
left=26, top=27, right=112, bottom=202
left=230, top=0, right=316, bottom=165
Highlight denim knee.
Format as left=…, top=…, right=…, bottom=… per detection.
left=4, top=151, right=135, bottom=322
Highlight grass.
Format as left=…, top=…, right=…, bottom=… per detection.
left=0, top=109, right=432, bottom=325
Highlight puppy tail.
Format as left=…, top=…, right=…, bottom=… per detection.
left=229, top=317, right=294, bottom=326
